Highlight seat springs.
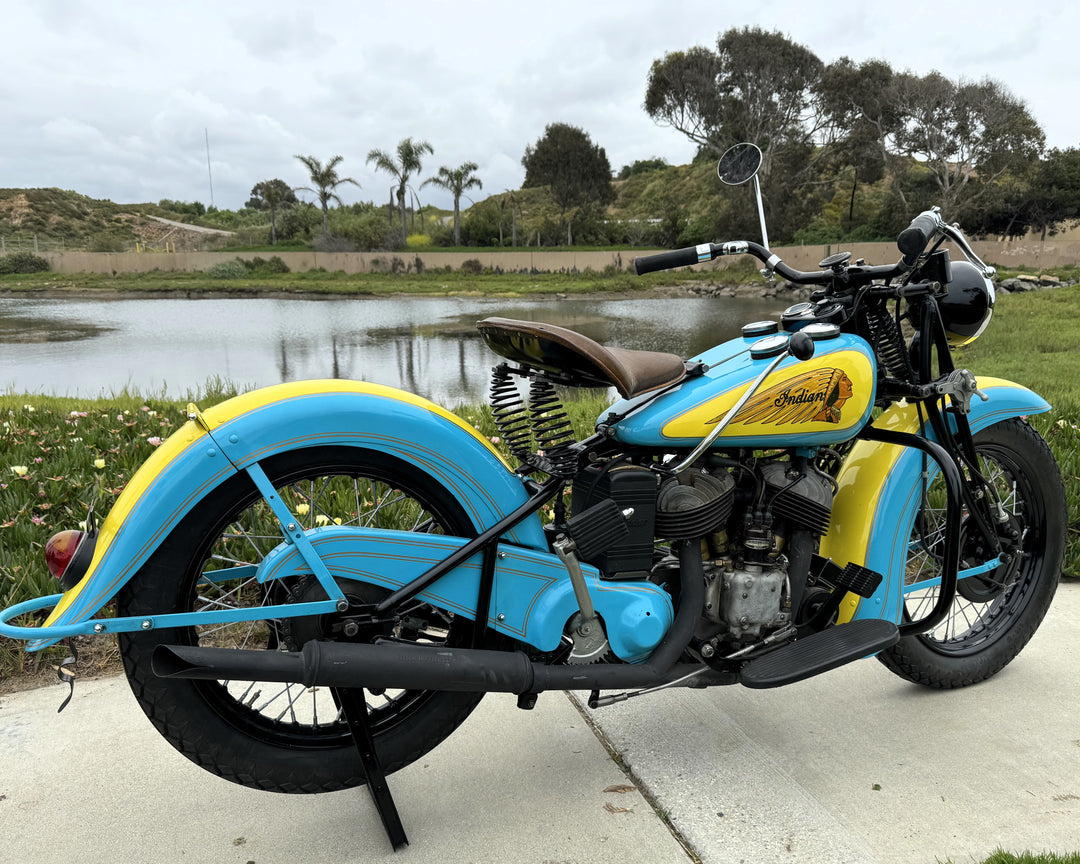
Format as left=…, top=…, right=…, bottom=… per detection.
left=529, top=375, right=577, bottom=476
left=489, top=363, right=534, bottom=462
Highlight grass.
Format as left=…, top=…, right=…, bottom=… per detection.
left=0, top=264, right=747, bottom=298
left=957, top=852, right=1080, bottom=864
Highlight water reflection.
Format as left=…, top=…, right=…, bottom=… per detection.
left=0, top=294, right=782, bottom=406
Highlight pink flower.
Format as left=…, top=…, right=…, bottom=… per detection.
left=147, top=436, right=163, bottom=446
left=31, top=515, right=45, bottom=525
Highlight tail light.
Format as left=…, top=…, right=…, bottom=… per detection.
left=45, top=529, right=97, bottom=591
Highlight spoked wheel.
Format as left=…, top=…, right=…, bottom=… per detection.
left=117, top=446, right=484, bottom=792
left=878, top=419, right=1066, bottom=688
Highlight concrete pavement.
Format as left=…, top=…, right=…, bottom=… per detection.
left=0, top=680, right=686, bottom=864
left=2, top=581, right=1079, bottom=863
left=583, top=579, right=1080, bottom=864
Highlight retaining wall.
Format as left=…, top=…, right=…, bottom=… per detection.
left=37, top=239, right=1080, bottom=277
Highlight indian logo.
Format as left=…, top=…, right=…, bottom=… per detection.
left=712, top=367, right=854, bottom=426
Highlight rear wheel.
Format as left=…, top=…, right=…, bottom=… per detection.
left=877, top=419, right=1066, bottom=688
left=117, top=446, right=484, bottom=793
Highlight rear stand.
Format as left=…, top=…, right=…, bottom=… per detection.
left=333, top=687, right=409, bottom=851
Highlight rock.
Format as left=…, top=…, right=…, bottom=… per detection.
left=1038, top=274, right=1060, bottom=286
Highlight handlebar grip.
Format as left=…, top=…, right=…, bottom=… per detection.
left=634, top=245, right=713, bottom=276
left=896, top=212, right=941, bottom=267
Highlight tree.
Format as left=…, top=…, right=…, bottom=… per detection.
left=644, top=28, right=826, bottom=239
left=817, top=59, right=1045, bottom=221
left=293, top=155, right=359, bottom=235
left=367, top=138, right=434, bottom=243
left=521, top=122, right=615, bottom=245
left=645, top=27, right=825, bottom=172
left=422, top=162, right=482, bottom=246
left=246, top=179, right=297, bottom=245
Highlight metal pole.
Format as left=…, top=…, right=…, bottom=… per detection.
left=205, top=128, right=215, bottom=209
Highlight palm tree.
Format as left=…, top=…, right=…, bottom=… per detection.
left=367, top=138, right=434, bottom=243
left=423, top=162, right=482, bottom=247
left=293, top=154, right=359, bottom=235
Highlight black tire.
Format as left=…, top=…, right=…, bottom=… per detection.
left=117, top=446, right=485, bottom=793
left=878, top=418, right=1066, bottom=688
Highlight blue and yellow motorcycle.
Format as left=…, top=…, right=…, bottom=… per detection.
left=1, top=144, right=1066, bottom=845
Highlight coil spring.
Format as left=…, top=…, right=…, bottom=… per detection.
left=861, top=304, right=913, bottom=381
left=529, top=375, right=578, bottom=476
left=488, top=364, right=534, bottom=462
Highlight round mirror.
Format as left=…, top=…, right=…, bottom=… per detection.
left=716, top=143, right=762, bottom=186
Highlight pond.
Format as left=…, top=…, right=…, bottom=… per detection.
left=0, top=293, right=784, bottom=406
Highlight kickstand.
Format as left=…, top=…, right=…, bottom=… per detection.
left=333, top=687, right=409, bottom=851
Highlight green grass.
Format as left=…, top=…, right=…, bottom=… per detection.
left=0, top=265, right=744, bottom=297
left=956, top=852, right=1080, bottom=864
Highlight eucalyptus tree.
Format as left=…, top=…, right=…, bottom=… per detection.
left=422, top=162, right=482, bottom=246
left=293, top=155, right=360, bottom=235
left=367, top=137, right=434, bottom=242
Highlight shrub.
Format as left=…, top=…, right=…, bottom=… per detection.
left=205, top=258, right=248, bottom=279
left=0, top=252, right=50, bottom=274
left=460, top=258, right=484, bottom=275
left=406, top=233, right=430, bottom=248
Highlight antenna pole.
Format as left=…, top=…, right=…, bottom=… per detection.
left=205, top=128, right=215, bottom=209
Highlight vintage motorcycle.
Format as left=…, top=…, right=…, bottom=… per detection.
left=1, top=143, right=1067, bottom=848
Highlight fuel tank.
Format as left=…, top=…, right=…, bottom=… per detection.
left=606, top=325, right=877, bottom=449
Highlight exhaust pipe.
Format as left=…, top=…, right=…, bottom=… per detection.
left=153, top=540, right=714, bottom=695
left=153, top=639, right=718, bottom=694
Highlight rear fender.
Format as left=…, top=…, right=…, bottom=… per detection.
left=29, top=380, right=542, bottom=649
left=820, top=377, right=1050, bottom=625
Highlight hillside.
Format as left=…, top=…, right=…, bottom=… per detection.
left=0, top=189, right=237, bottom=253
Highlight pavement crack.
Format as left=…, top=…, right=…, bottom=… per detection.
left=564, top=691, right=702, bottom=864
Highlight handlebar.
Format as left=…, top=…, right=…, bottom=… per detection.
left=632, top=207, right=994, bottom=286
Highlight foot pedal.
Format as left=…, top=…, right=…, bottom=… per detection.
left=812, top=555, right=883, bottom=599
left=739, top=619, right=899, bottom=689
left=835, top=563, right=883, bottom=599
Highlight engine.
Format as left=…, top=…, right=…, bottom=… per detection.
left=570, top=454, right=835, bottom=646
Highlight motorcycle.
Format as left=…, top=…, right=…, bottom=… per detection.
left=1, top=143, right=1067, bottom=850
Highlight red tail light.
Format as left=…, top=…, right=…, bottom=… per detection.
left=45, top=529, right=95, bottom=591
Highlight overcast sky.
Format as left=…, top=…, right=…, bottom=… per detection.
left=2, top=0, right=1076, bottom=212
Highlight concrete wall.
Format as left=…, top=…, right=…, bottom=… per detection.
left=38, top=239, right=1080, bottom=277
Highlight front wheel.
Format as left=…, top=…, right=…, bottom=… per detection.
left=117, top=446, right=485, bottom=793
left=877, top=418, right=1066, bottom=688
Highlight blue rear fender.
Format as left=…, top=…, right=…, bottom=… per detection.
left=28, top=381, right=547, bottom=648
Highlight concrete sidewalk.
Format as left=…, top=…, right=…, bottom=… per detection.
left=3, top=583, right=1079, bottom=864
left=0, top=680, right=686, bottom=864
left=585, top=579, right=1080, bottom=864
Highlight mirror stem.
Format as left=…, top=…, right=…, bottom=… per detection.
left=753, top=174, right=770, bottom=250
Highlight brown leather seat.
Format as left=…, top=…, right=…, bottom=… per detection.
left=477, top=317, right=687, bottom=399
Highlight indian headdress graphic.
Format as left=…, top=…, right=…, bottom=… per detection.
left=715, top=367, right=855, bottom=426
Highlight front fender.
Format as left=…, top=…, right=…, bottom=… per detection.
left=31, top=380, right=541, bottom=649
left=820, top=377, right=1050, bottom=625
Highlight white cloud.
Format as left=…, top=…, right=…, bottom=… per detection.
left=1, top=0, right=1076, bottom=211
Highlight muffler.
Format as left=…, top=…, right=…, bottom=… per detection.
left=152, top=639, right=715, bottom=694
